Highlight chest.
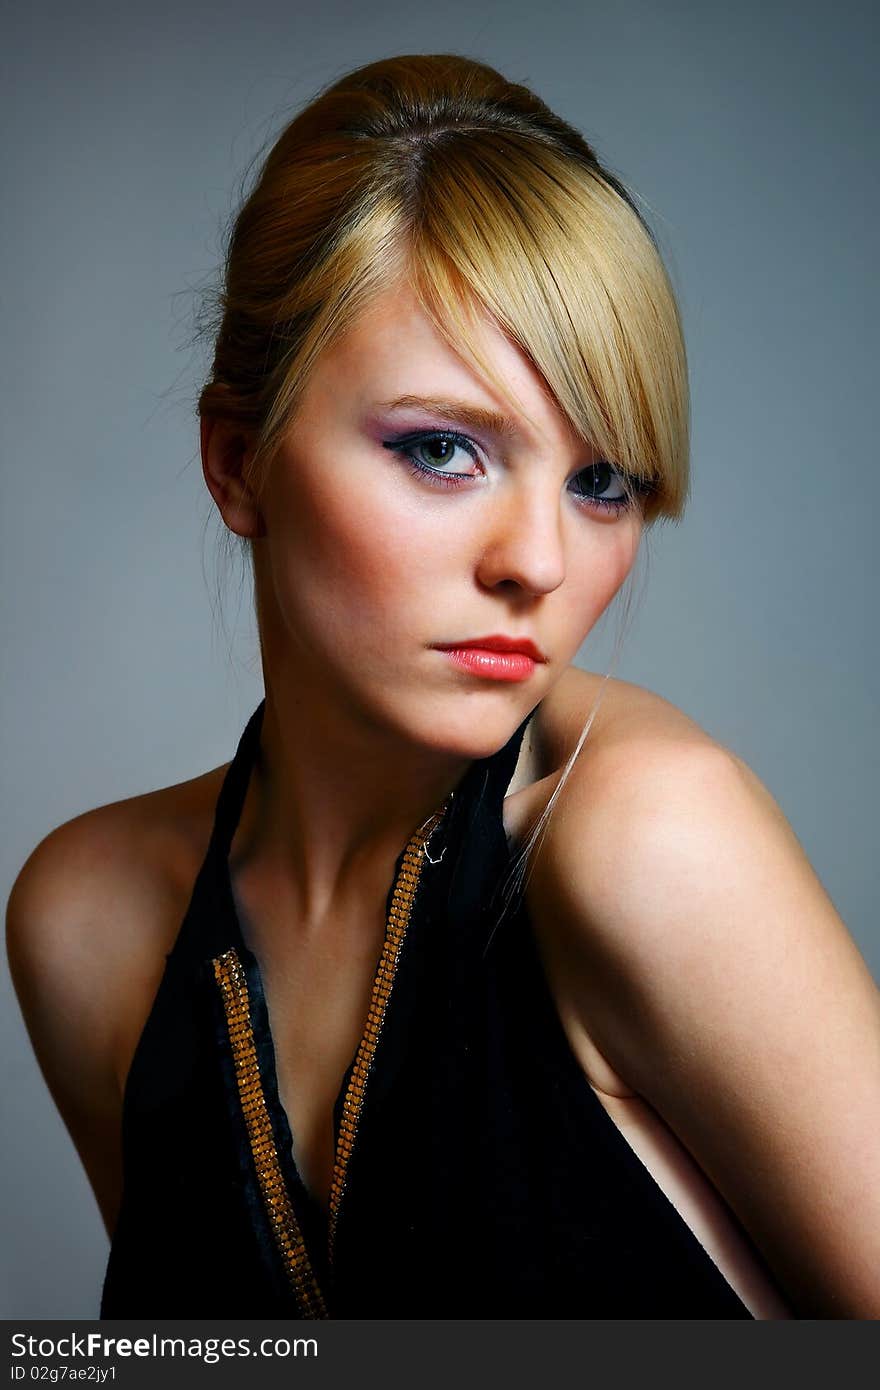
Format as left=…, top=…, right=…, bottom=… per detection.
left=240, top=908, right=387, bottom=1215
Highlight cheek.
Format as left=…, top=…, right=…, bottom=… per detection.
left=565, top=524, right=641, bottom=632
left=268, top=468, right=454, bottom=631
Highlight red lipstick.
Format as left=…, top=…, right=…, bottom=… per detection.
left=431, top=634, right=547, bottom=683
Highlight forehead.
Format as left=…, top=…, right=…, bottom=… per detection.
left=305, top=279, right=583, bottom=454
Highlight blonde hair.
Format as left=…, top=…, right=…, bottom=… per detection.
left=197, top=53, right=690, bottom=909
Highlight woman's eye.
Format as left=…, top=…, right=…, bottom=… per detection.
left=383, top=431, right=643, bottom=512
left=411, top=433, right=476, bottom=471
left=568, top=461, right=632, bottom=513
left=383, top=429, right=481, bottom=487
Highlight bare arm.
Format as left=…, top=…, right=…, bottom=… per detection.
left=5, top=808, right=182, bottom=1241
left=530, top=733, right=880, bottom=1318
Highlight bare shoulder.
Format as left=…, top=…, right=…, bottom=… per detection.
left=506, top=667, right=726, bottom=1094
left=507, top=665, right=716, bottom=820
left=539, top=664, right=716, bottom=764
left=5, top=762, right=228, bottom=1235
left=518, top=666, right=880, bottom=1316
left=517, top=664, right=846, bottom=958
left=515, top=665, right=862, bottom=1062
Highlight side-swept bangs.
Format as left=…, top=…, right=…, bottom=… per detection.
left=402, top=132, right=689, bottom=525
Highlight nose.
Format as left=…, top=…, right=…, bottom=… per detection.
left=474, top=482, right=567, bottom=598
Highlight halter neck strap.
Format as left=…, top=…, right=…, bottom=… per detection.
left=208, top=698, right=266, bottom=860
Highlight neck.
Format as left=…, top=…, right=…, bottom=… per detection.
left=231, top=665, right=470, bottom=936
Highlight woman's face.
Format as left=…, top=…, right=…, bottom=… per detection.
left=252, top=280, right=642, bottom=761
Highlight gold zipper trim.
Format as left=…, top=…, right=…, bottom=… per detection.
left=212, top=801, right=448, bottom=1314
left=326, top=806, right=446, bottom=1263
left=212, top=948, right=328, bottom=1319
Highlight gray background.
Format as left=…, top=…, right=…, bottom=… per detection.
left=2, top=0, right=876, bottom=1318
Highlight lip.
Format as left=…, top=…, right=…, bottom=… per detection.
left=432, top=635, right=547, bottom=662
left=431, top=635, right=547, bottom=684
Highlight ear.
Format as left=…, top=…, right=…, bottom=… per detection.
left=200, top=416, right=265, bottom=539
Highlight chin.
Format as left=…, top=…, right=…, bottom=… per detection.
left=400, top=688, right=539, bottom=764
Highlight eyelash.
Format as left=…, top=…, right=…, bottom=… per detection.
left=383, top=428, right=645, bottom=517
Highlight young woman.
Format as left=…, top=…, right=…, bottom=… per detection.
left=7, top=53, right=880, bottom=1320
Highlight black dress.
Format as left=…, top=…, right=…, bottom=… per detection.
left=100, top=699, right=760, bottom=1318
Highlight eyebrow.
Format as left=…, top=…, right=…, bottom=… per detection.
left=377, top=395, right=522, bottom=441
